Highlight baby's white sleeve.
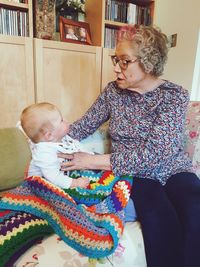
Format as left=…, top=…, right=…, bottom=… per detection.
left=33, top=145, right=73, bottom=189
left=41, top=166, right=73, bottom=189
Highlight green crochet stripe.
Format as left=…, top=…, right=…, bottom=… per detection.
left=64, top=188, right=105, bottom=201
left=0, top=224, right=53, bottom=267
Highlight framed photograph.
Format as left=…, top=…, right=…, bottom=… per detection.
left=59, top=16, right=92, bottom=45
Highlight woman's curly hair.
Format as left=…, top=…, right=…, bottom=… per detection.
left=117, top=25, right=169, bottom=77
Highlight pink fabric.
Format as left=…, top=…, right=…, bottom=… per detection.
left=185, top=102, right=200, bottom=176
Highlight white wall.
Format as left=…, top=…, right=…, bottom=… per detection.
left=154, top=0, right=200, bottom=94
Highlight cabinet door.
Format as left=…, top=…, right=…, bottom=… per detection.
left=0, top=36, right=35, bottom=128
left=34, top=39, right=102, bottom=122
left=101, top=47, right=116, bottom=91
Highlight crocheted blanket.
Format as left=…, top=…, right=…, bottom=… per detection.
left=0, top=171, right=133, bottom=259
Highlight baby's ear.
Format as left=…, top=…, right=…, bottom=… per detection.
left=44, top=130, right=53, bottom=141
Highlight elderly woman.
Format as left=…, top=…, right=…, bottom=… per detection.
left=61, top=25, right=200, bottom=267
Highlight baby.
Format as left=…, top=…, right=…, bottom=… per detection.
left=20, top=102, right=90, bottom=189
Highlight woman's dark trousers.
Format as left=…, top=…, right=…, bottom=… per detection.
left=131, top=172, right=200, bottom=267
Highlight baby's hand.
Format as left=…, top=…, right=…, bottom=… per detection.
left=77, top=177, right=90, bottom=188
left=70, top=177, right=89, bottom=188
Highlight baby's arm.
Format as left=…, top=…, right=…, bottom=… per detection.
left=42, top=168, right=89, bottom=189
left=39, top=164, right=90, bottom=189
left=32, top=145, right=89, bottom=189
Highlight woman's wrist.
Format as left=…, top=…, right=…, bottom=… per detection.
left=88, top=154, right=111, bottom=170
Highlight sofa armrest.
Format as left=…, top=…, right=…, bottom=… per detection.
left=0, top=127, right=31, bottom=192
left=185, top=102, right=200, bottom=177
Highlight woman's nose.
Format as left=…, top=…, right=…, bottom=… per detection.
left=114, top=63, right=122, bottom=73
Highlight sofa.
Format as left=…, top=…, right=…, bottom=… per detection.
left=0, top=101, right=199, bottom=267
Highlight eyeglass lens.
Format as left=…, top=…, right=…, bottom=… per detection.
left=112, top=56, right=128, bottom=69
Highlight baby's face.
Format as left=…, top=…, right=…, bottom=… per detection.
left=51, top=110, right=70, bottom=141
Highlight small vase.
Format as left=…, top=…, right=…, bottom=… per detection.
left=34, top=0, right=56, bottom=40
left=78, top=12, right=85, bottom=22
left=61, top=6, right=78, bottom=21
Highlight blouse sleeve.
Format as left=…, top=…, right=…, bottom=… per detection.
left=110, top=88, right=190, bottom=176
left=68, top=84, right=111, bottom=141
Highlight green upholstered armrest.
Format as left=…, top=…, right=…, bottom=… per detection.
left=0, top=128, right=31, bottom=192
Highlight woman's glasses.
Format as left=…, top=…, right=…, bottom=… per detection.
left=111, top=55, right=138, bottom=70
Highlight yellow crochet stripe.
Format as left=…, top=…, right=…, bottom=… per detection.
left=89, top=173, right=115, bottom=189
left=0, top=218, right=48, bottom=245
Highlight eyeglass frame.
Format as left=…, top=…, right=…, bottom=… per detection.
left=111, top=55, right=138, bottom=70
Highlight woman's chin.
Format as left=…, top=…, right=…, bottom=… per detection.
left=116, top=79, right=127, bottom=89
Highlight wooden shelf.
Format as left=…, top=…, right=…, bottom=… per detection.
left=0, top=0, right=33, bottom=37
left=104, top=19, right=128, bottom=28
left=119, top=0, right=153, bottom=5
left=85, top=0, right=155, bottom=48
left=0, top=0, right=28, bottom=9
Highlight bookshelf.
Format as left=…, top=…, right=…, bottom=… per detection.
left=85, top=0, right=155, bottom=48
left=0, top=0, right=155, bottom=128
left=0, top=0, right=33, bottom=37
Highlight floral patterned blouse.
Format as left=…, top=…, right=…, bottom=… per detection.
left=68, top=80, right=194, bottom=185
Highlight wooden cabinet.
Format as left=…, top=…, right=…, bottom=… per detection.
left=34, top=39, right=102, bottom=123
left=0, top=0, right=33, bottom=37
left=85, top=0, right=155, bottom=48
left=101, top=47, right=116, bottom=90
left=0, top=35, right=35, bottom=127
left=0, top=37, right=102, bottom=128
left=0, top=0, right=156, bottom=128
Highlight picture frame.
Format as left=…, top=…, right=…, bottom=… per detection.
left=59, top=16, right=92, bottom=45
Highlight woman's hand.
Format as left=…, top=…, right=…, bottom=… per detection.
left=58, top=152, right=112, bottom=171
left=59, top=152, right=93, bottom=171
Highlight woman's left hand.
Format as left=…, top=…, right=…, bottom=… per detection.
left=59, top=152, right=93, bottom=171
left=58, top=152, right=111, bottom=171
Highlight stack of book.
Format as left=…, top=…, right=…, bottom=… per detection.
left=104, top=27, right=118, bottom=49
left=104, top=0, right=152, bottom=48
left=105, top=0, right=152, bottom=25
left=0, top=7, right=28, bottom=36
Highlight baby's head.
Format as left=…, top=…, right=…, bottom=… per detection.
left=20, top=102, right=69, bottom=143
